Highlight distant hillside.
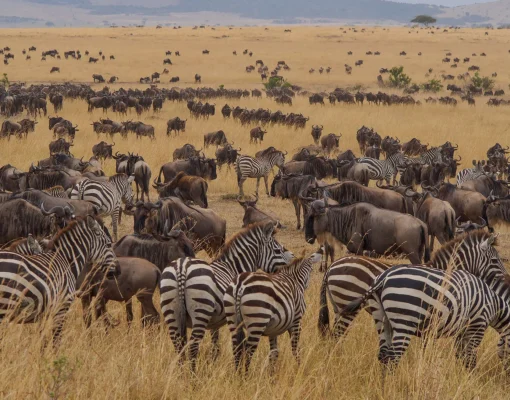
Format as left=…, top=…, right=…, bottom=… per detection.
left=0, top=0, right=507, bottom=27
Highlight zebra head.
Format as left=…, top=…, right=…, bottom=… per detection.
left=257, top=222, right=293, bottom=272
left=122, top=175, right=135, bottom=206
left=83, top=216, right=120, bottom=278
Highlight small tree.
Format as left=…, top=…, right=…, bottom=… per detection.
left=263, top=76, right=291, bottom=90
left=411, top=15, right=437, bottom=26
left=0, top=73, right=9, bottom=89
left=471, top=72, right=495, bottom=91
left=388, top=66, right=412, bottom=89
left=421, top=79, right=443, bottom=93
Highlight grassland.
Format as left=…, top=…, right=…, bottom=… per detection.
left=1, top=25, right=510, bottom=399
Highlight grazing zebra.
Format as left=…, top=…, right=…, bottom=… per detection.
left=43, top=185, right=68, bottom=198
left=357, top=152, right=407, bottom=185
left=0, top=216, right=118, bottom=344
left=70, top=174, right=134, bottom=241
left=160, top=222, right=293, bottom=371
left=224, top=251, right=322, bottom=372
left=419, top=146, right=443, bottom=165
left=342, top=266, right=510, bottom=369
left=236, top=149, right=286, bottom=196
left=318, top=231, right=505, bottom=337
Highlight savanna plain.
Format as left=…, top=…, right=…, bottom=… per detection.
left=1, top=25, right=510, bottom=399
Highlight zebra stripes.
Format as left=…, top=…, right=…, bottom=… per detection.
left=357, top=152, right=406, bottom=184
left=43, top=185, right=68, bottom=198
left=236, top=149, right=286, bottom=196
left=419, top=146, right=443, bottom=165
left=342, top=266, right=510, bottom=368
left=318, top=231, right=505, bottom=337
left=0, top=216, right=118, bottom=344
left=159, top=222, right=293, bottom=371
left=70, top=174, right=134, bottom=241
left=456, top=168, right=485, bottom=187
left=224, top=252, right=321, bottom=372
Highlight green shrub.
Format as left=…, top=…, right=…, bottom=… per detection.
left=0, top=73, right=8, bottom=89
left=421, top=79, right=443, bottom=93
left=263, top=76, right=290, bottom=90
left=388, top=66, right=412, bottom=89
left=471, top=72, right=495, bottom=91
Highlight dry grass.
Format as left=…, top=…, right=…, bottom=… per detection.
left=1, top=25, right=510, bottom=399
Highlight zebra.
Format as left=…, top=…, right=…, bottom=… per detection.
left=318, top=231, right=506, bottom=338
left=341, top=266, right=510, bottom=369
left=43, top=185, right=68, bottom=198
left=3, top=234, right=43, bottom=255
left=419, top=146, right=443, bottom=165
left=236, top=148, right=286, bottom=196
left=224, top=251, right=322, bottom=372
left=357, top=152, right=407, bottom=185
left=0, top=216, right=118, bottom=345
left=159, top=221, right=293, bottom=371
left=70, top=174, right=134, bottom=241
left=456, top=161, right=487, bottom=187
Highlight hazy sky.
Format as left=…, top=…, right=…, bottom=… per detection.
left=398, top=0, right=496, bottom=6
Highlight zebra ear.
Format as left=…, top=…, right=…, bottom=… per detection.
left=480, top=235, right=495, bottom=251
left=27, top=235, right=42, bottom=255
left=86, top=215, right=101, bottom=234
left=128, top=175, right=135, bottom=183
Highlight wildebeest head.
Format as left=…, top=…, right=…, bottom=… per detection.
left=304, top=199, right=328, bottom=244
left=455, top=217, right=487, bottom=235
left=199, top=157, right=217, bottom=180
left=132, top=200, right=161, bottom=233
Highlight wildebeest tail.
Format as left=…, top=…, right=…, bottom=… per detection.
left=318, top=269, right=330, bottom=336
left=157, top=166, right=164, bottom=184
left=141, top=165, right=151, bottom=196
left=445, top=210, right=454, bottom=241
left=421, top=224, right=431, bottom=263
left=201, top=181, right=208, bottom=208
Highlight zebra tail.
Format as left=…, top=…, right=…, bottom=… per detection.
left=233, top=283, right=246, bottom=354
left=236, top=162, right=241, bottom=185
left=318, top=270, right=330, bottom=336
left=341, top=275, right=385, bottom=316
left=175, top=263, right=187, bottom=341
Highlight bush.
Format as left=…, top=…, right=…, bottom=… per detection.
left=0, top=73, right=8, bottom=89
left=263, top=76, right=291, bottom=90
left=388, top=66, right=412, bottom=89
left=411, top=15, right=437, bottom=26
left=471, top=72, right=495, bottom=91
left=421, top=79, right=443, bottom=93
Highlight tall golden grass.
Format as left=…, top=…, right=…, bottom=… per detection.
left=1, top=25, right=510, bottom=399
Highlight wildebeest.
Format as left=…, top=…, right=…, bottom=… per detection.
left=215, top=144, right=240, bottom=170
left=305, top=199, right=429, bottom=263
left=282, top=157, right=335, bottom=180
left=271, top=173, right=318, bottom=229
left=460, top=175, right=509, bottom=198
left=173, top=144, right=201, bottom=161
left=402, top=138, right=428, bottom=156
left=50, top=67, right=60, bottom=73
left=134, top=122, right=155, bottom=140
left=92, top=74, right=105, bottom=83
left=437, top=183, right=486, bottom=223
left=80, top=257, right=161, bottom=327
left=157, top=157, right=217, bottom=182
left=130, top=198, right=225, bottom=256
left=166, top=117, right=186, bottom=136
left=92, top=141, right=114, bottom=160
left=0, top=164, right=24, bottom=192
left=311, top=125, right=323, bottom=144
left=237, top=195, right=282, bottom=228
left=320, top=133, right=342, bottom=154
left=152, top=172, right=208, bottom=208
left=195, top=74, right=201, bottom=83
left=249, top=126, right=267, bottom=144
left=170, top=76, right=180, bottom=83
left=204, top=130, right=228, bottom=148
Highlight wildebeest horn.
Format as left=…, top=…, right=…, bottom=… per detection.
left=283, top=150, right=288, bottom=155
left=475, top=218, right=487, bottom=229
left=453, top=143, right=458, bottom=149
left=455, top=155, right=462, bottom=162
left=376, top=181, right=383, bottom=188
left=40, top=202, right=64, bottom=216
left=320, top=125, right=323, bottom=128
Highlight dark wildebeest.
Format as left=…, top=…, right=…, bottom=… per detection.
left=282, top=157, right=335, bottom=180
left=270, top=173, right=318, bottom=229
left=221, top=104, right=232, bottom=118
left=166, top=117, right=186, bottom=136
left=170, top=76, right=180, bottom=83
left=320, top=133, right=341, bottom=154
left=173, top=144, right=201, bottom=161
left=114, top=231, right=195, bottom=272
left=484, top=195, right=510, bottom=230
left=404, top=188, right=456, bottom=251
left=152, top=172, right=208, bottom=208
left=460, top=175, right=509, bottom=198
left=249, top=126, right=267, bottom=144
left=325, top=181, right=408, bottom=213
left=337, top=161, right=370, bottom=186
left=80, top=257, right=161, bottom=328
left=92, top=141, right=114, bottom=160
left=0, top=164, right=24, bottom=192
left=135, top=123, right=155, bottom=140
left=204, top=130, right=228, bottom=148
left=305, top=199, right=430, bottom=263
left=130, top=198, right=226, bottom=256
left=237, top=195, right=282, bottom=228
left=163, top=58, right=172, bottom=65
left=92, top=74, right=105, bottom=83
left=437, top=183, right=486, bottom=223
left=157, top=157, right=217, bottom=182
left=311, top=125, right=323, bottom=144
left=126, top=156, right=152, bottom=203
left=215, top=144, right=240, bottom=170
left=402, top=138, right=428, bottom=156
left=195, top=74, right=201, bottom=83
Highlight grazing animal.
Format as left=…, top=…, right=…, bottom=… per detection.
left=159, top=222, right=293, bottom=371
left=225, top=252, right=322, bottom=372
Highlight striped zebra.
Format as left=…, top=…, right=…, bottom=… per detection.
left=342, top=266, right=510, bottom=368
left=236, top=149, right=286, bottom=196
left=0, top=216, right=118, bottom=344
left=160, top=222, right=293, bottom=371
left=357, top=152, right=407, bottom=185
left=3, top=235, right=43, bottom=255
left=224, top=252, right=321, bottom=372
left=419, top=146, right=443, bottom=165
left=318, top=231, right=505, bottom=337
left=43, top=185, right=68, bottom=198
left=456, top=161, right=486, bottom=187
left=70, top=174, right=134, bottom=241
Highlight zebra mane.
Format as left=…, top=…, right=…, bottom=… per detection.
left=51, top=215, right=106, bottom=245
left=215, top=221, right=274, bottom=261
left=431, top=230, right=498, bottom=264
left=277, top=256, right=306, bottom=273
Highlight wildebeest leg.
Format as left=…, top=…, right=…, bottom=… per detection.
left=125, top=299, right=134, bottom=326
left=138, top=294, right=159, bottom=326
left=292, top=199, right=301, bottom=229
left=81, top=294, right=94, bottom=328
left=429, top=234, right=435, bottom=253
left=136, top=181, right=140, bottom=202
left=263, top=175, right=269, bottom=196
left=211, top=329, right=220, bottom=360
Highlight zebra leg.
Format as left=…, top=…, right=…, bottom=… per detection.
left=333, top=312, right=358, bottom=338
left=289, top=323, right=302, bottom=364
left=81, top=294, right=94, bottom=328
left=111, top=207, right=119, bottom=242
left=244, top=333, right=262, bottom=374
left=454, top=325, right=486, bottom=369
left=211, top=329, right=220, bottom=361
left=383, top=332, right=411, bottom=368
left=255, top=177, right=261, bottom=196
left=51, top=301, right=72, bottom=347
left=238, top=178, right=246, bottom=196
left=263, top=175, right=269, bottom=196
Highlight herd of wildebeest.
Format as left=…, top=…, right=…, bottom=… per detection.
left=2, top=38, right=510, bottom=375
